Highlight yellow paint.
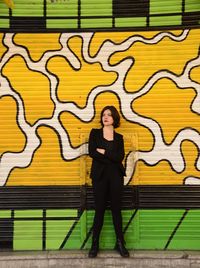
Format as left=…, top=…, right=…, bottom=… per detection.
left=190, top=66, right=200, bottom=83
left=110, top=29, right=200, bottom=92
left=0, top=34, right=7, bottom=60
left=47, top=36, right=117, bottom=107
left=0, top=96, right=25, bottom=156
left=133, top=78, right=199, bottom=144
left=60, top=112, right=94, bottom=148
left=3, top=0, right=14, bottom=9
left=2, top=55, right=54, bottom=125
left=60, top=92, right=140, bottom=186
left=136, top=141, right=199, bottom=185
left=7, top=126, right=81, bottom=186
left=14, top=34, right=61, bottom=62
left=1, top=29, right=200, bottom=186
left=90, top=30, right=183, bottom=57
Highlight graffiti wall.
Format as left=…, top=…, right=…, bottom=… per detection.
left=0, top=0, right=200, bottom=251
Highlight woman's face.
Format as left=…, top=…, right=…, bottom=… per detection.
left=102, top=109, right=114, bottom=127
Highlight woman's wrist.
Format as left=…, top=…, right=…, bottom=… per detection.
left=96, top=148, right=105, bottom=154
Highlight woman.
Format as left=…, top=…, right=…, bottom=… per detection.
left=88, top=105, right=129, bottom=258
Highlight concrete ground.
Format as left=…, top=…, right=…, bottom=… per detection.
left=0, top=250, right=200, bottom=268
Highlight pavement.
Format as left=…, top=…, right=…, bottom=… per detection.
left=1, top=250, right=200, bottom=268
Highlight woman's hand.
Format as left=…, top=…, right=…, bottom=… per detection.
left=96, top=148, right=105, bottom=154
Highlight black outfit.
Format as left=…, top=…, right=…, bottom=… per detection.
left=88, top=128, right=126, bottom=243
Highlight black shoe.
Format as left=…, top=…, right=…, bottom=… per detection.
left=115, top=239, right=129, bottom=258
left=88, top=238, right=99, bottom=258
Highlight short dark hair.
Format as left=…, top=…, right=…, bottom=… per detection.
left=100, top=106, right=120, bottom=128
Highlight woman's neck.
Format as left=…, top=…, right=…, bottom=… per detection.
left=103, top=126, right=114, bottom=141
left=103, top=125, right=114, bottom=132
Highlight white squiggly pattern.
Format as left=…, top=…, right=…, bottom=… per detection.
left=0, top=30, right=200, bottom=186
left=185, top=176, right=200, bottom=184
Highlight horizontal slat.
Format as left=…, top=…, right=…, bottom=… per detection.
left=0, top=186, right=82, bottom=209
left=138, top=186, right=200, bottom=208
left=1, top=186, right=200, bottom=209
left=0, top=0, right=199, bottom=31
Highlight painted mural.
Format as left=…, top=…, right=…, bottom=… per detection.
left=0, top=0, right=200, bottom=251
left=1, top=29, right=200, bottom=186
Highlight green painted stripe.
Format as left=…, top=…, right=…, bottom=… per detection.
left=185, top=0, right=200, bottom=12
left=47, top=19, right=78, bottom=29
left=81, top=8, right=112, bottom=16
left=63, top=211, right=87, bottom=249
left=0, top=19, right=9, bottom=28
left=46, top=209, right=77, bottom=218
left=81, top=0, right=111, bottom=3
left=81, top=18, right=112, bottom=28
left=0, top=210, right=11, bottom=218
left=168, top=210, right=200, bottom=250
left=46, top=220, right=75, bottom=250
left=83, top=210, right=136, bottom=249
left=81, top=0, right=112, bottom=16
left=12, top=0, right=43, bottom=17
left=115, top=17, right=147, bottom=27
left=9, top=209, right=200, bottom=250
left=12, top=10, right=43, bottom=17
left=15, top=210, right=43, bottom=218
left=150, top=15, right=182, bottom=26
left=150, top=0, right=182, bottom=14
left=46, top=0, right=78, bottom=16
left=133, top=209, right=185, bottom=250
left=15, top=0, right=43, bottom=2
left=82, top=210, right=95, bottom=249
left=0, top=3, right=9, bottom=16
left=14, top=220, right=43, bottom=250
left=0, top=0, right=199, bottom=30
left=122, top=210, right=137, bottom=247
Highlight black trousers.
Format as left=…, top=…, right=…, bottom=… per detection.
left=92, top=165, right=124, bottom=242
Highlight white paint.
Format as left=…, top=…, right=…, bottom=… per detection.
left=0, top=30, right=200, bottom=185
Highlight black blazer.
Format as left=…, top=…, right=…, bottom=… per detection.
left=88, top=128, right=126, bottom=181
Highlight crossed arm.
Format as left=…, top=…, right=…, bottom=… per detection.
left=88, top=129, right=125, bottom=163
